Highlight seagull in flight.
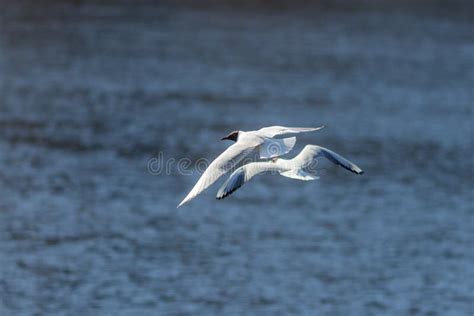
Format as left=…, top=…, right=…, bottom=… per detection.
left=216, top=145, right=363, bottom=200
left=177, top=126, right=324, bottom=207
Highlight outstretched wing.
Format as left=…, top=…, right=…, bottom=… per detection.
left=291, top=145, right=364, bottom=175
left=216, top=161, right=277, bottom=200
left=257, top=125, right=324, bottom=138
left=259, top=137, right=296, bottom=159
left=178, top=141, right=259, bottom=207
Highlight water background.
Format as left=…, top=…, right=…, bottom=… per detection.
left=0, top=1, right=473, bottom=315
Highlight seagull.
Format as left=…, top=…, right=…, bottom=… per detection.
left=216, top=145, right=363, bottom=200
left=177, top=126, right=324, bottom=207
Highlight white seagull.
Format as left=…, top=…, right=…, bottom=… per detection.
left=177, top=126, right=324, bottom=207
left=216, top=145, right=363, bottom=200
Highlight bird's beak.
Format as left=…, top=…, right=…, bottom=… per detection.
left=221, top=136, right=229, bottom=141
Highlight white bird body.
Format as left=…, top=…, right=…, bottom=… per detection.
left=177, top=126, right=324, bottom=207
left=216, top=145, right=363, bottom=200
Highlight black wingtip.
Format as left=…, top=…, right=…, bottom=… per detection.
left=216, top=186, right=239, bottom=200
left=216, top=169, right=245, bottom=200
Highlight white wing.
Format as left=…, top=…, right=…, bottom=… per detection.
left=177, top=141, right=260, bottom=207
left=216, top=161, right=279, bottom=200
left=257, top=125, right=324, bottom=138
left=291, top=145, right=364, bottom=175
left=259, top=137, right=296, bottom=159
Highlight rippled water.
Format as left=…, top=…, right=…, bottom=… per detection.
left=1, top=1, right=473, bottom=315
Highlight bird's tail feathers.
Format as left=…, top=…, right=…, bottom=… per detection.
left=279, top=169, right=319, bottom=181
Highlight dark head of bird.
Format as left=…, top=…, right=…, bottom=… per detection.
left=221, top=131, right=240, bottom=142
